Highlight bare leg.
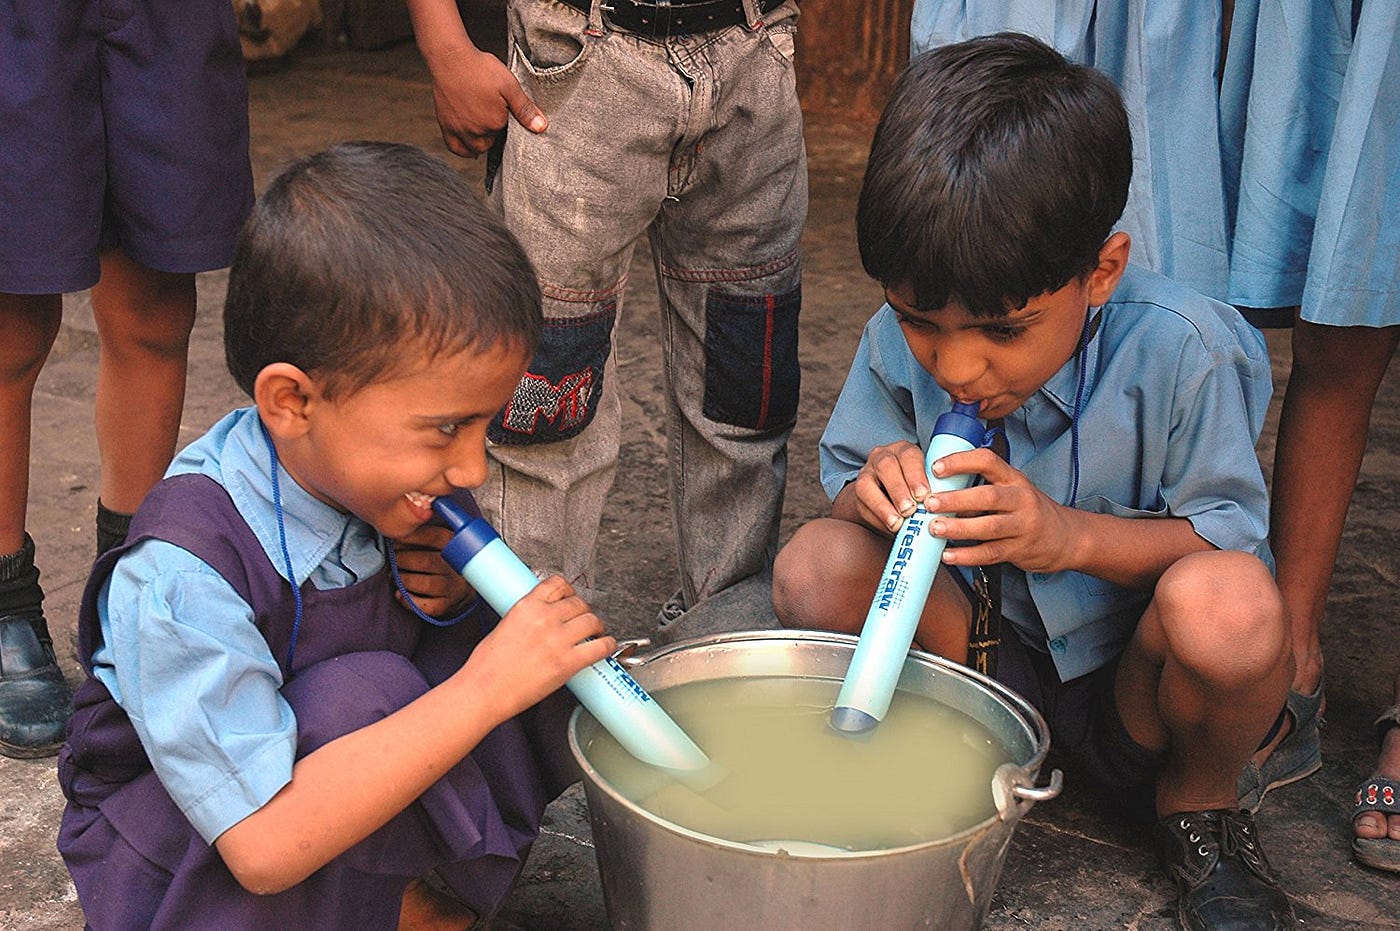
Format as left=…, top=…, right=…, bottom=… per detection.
left=1271, top=318, right=1400, bottom=695
left=0, top=293, right=62, bottom=555
left=1114, top=551, right=1292, bottom=815
left=90, top=250, right=197, bottom=513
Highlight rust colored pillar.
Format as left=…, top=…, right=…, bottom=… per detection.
left=794, top=0, right=914, bottom=124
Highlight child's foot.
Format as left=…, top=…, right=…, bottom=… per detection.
left=1237, top=679, right=1324, bottom=813
left=398, top=875, right=478, bottom=931
left=1352, top=704, right=1400, bottom=873
left=1156, top=808, right=1296, bottom=930
left=0, top=611, right=72, bottom=758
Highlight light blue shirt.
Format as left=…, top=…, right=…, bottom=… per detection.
left=91, top=407, right=388, bottom=843
left=820, top=265, right=1273, bottom=681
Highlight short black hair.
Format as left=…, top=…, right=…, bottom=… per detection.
left=857, top=32, right=1131, bottom=318
left=224, top=141, right=541, bottom=398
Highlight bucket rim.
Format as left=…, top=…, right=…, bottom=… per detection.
left=567, top=627, right=1053, bottom=859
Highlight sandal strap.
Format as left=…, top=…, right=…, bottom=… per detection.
left=1355, top=776, right=1400, bottom=815
left=1375, top=703, right=1400, bottom=747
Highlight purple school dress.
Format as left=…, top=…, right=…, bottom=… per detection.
left=57, top=473, right=578, bottom=929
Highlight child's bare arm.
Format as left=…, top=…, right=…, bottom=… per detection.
left=830, top=439, right=936, bottom=535
left=406, top=0, right=546, bottom=157
left=924, top=447, right=1215, bottom=591
left=213, top=576, right=614, bottom=895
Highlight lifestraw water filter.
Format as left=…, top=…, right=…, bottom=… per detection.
left=830, top=401, right=986, bottom=736
left=432, top=497, right=713, bottom=773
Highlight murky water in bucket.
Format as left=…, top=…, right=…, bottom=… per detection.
left=580, top=676, right=1011, bottom=853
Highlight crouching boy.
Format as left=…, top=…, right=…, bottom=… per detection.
left=774, top=34, right=1296, bottom=931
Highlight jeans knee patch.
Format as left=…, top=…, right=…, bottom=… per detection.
left=702, top=283, right=801, bottom=429
left=490, top=301, right=616, bottom=445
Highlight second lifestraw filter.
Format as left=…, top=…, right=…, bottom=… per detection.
left=830, top=401, right=985, bottom=736
left=431, top=497, right=713, bottom=775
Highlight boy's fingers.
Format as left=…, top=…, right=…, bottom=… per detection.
left=505, top=86, right=548, bottom=133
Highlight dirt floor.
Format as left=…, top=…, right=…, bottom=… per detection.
left=3, top=39, right=1398, bottom=930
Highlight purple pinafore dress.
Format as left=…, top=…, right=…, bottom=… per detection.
left=57, top=473, right=577, bottom=929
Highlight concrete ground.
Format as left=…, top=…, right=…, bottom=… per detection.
left=3, top=41, right=1398, bottom=930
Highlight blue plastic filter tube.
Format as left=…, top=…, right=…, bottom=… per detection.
left=432, top=497, right=713, bottom=774
left=830, top=402, right=985, bottom=736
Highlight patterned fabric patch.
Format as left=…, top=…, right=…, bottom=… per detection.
left=702, top=283, right=801, bottom=430
left=490, top=302, right=617, bottom=445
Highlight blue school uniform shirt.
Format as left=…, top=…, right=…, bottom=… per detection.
left=820, top=265, right=1273, bottom=682
left=89, top=406, right=387, bottom=843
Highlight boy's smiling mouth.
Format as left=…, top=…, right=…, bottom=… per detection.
left=404, top=491, right=437, bottom=521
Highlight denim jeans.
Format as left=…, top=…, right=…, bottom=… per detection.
left=483, top=0, right=807, bottom=612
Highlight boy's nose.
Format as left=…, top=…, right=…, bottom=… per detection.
left=931, top=346, right=986, bottom=393
left=443, top=450, right=488, bottom=490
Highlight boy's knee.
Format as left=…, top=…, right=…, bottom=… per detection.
left=282, top=652, right=429, bottom=755
left=1153, top=551, right=1287, bottom=678
left=772, top=526, right=822, bottom=628
left=773, top=519, right=881, bottom=633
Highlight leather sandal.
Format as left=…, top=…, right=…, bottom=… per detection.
left=1352, top=704, right=1400, bottom=874
left=1156, top=808, right=1296, bottom=931
left=0, top=611, right=73, bottom=758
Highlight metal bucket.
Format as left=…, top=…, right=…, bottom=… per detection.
left=568, top=630, right=1062, bottom=930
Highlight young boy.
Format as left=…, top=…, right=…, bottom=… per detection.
left=773, top=35, right=1297, bottom=931
left=57, top=142, right=616, bottom=928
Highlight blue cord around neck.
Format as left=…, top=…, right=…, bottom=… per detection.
left=257, top=425, right=475, bottom=671
left=1066, top=308, right=1101, bottom=507
left=259, top=422, right=305, bottom=669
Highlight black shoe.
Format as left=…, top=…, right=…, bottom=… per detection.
left=0, top=612, right=73, bottom=758
left=1156, top=808, right=1296, bottom=931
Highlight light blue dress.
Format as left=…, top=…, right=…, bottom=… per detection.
left=1300, top=0, right=1400, bottom=327
left=911, top=0, right=1399, bottom=325
left=909, top=0, right=1232, bottom=301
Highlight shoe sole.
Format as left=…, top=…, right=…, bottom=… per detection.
left=0, top=738, right=63, bottom=760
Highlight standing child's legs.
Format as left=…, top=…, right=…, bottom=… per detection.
left=0, top=291, right=71, bottom=757
left=90, top=249, right=198, bottom=551
left=1272, top=319, right=1397, bottom=696
left=1241, top=320, right=1400, bottom=811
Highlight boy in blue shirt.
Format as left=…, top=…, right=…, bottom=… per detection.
left=57, top=142, right=616, bottom=928
left=774, top=35, right=1296, bottom=931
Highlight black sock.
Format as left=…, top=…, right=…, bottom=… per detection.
left=96, top=500, right=134, bottom=558
left=0, top=534, right=48, bottom=640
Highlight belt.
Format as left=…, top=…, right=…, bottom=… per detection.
left=559, top=0, right=785, bottom=36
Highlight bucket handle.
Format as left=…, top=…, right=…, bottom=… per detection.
left=1010, top=768, right=1063, bottom=803
left=612, top=638, right=653, bottom=668
left=993, top=764, right=1063, bottom=820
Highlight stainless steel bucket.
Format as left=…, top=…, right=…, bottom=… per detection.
left=568, top=630, right=1062, bottom=930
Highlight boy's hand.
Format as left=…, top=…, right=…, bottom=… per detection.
left=409, top=0, right=548, bottom=158
left=391, top=524, right=474, bottom=617
left=427, top=43, right=547, bottom=158
left=922, top=447, right=1078, bottom=573
left=466, top=576, right=615, bottom=720
left=842, top=440, right=936, bottom=535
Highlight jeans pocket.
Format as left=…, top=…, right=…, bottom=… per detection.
left=490, top=300, right=617, bottom=445
left=511, top=0, right=594, bottom=80
left=702, top=282, right=801, bottom=430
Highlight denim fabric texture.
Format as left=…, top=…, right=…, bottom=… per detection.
left=483, top=0, right=807, bottom=609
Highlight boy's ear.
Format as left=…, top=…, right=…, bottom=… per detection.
left=253, top=363, right=317, bottom=439
left=1086, top=231, right=1131, bottom=307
